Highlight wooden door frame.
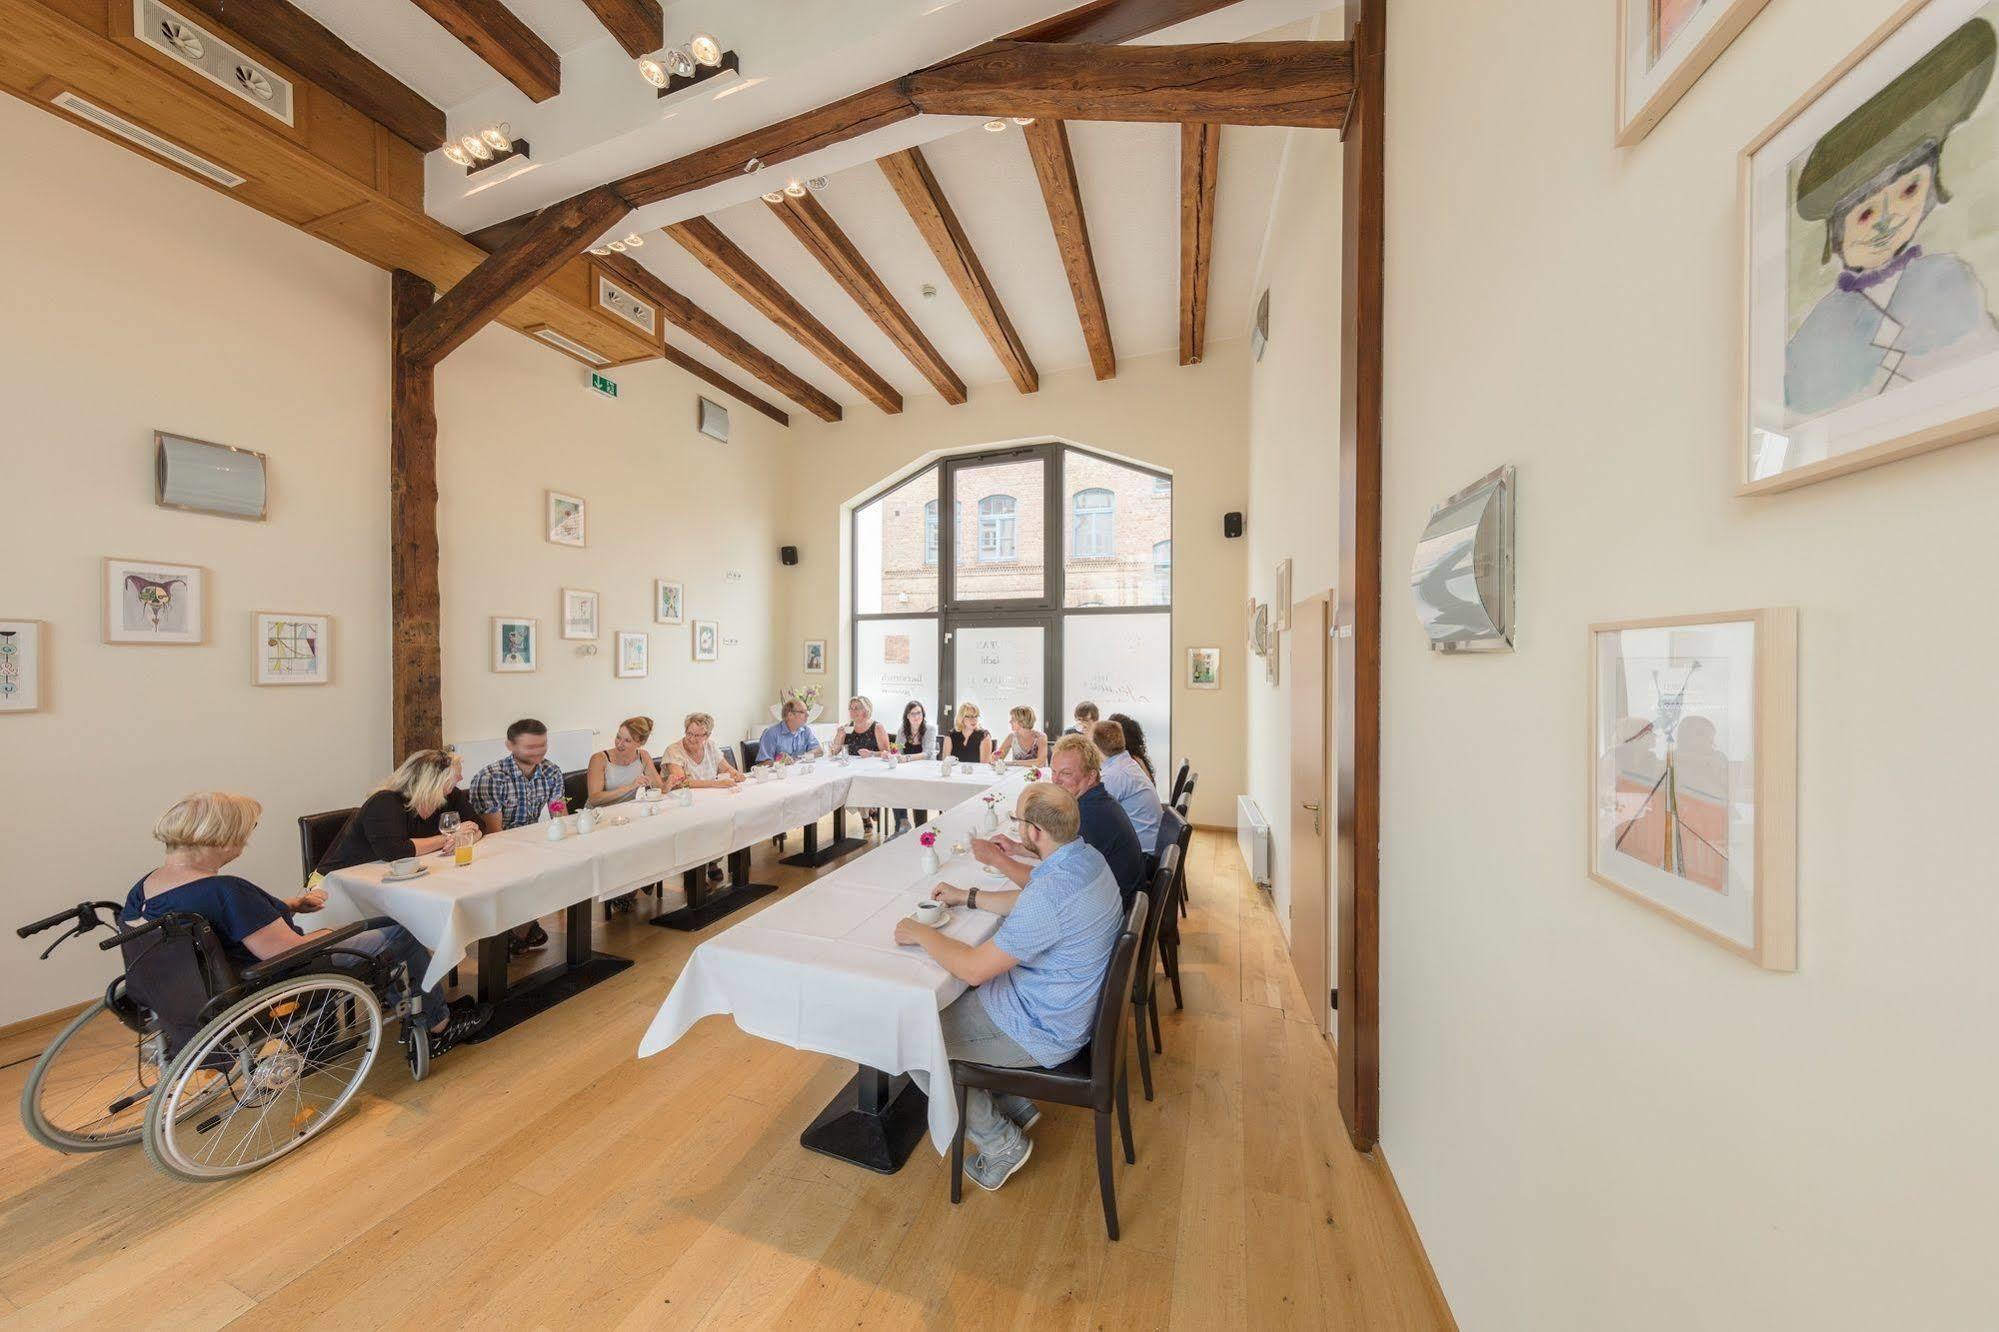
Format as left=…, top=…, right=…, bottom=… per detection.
left=1335, top=0, right=1384, bottom=1152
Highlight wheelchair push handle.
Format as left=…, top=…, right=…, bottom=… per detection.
left=17, top=901, right=124, bottom=939
left=99, top=917, right=165, bottom=952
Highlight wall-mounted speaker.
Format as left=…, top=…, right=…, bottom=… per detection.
left=156, top=431, right=267, bottom=520
left=1223, top=511, right=1244, bottom=539
left=779, top=545, right=799, bottom=566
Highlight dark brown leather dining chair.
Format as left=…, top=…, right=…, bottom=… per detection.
left=1131, top=846, right=1181, bottom=1102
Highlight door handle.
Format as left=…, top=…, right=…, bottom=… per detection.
left=1301, top=802, right=1320, bottom=811
left=1302, top=801, right=1321, bottom=836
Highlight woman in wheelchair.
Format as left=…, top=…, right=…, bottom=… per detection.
left=311, top=748, right=482, bottom=881
left=127, top=792, right=490, bottom=1052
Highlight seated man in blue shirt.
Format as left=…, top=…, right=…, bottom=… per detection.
left=1093, top=719, right=1163, bottom=855
left=468, top=717, right=566, bottom=955
left=755, top=698, right=824, bottom=764
left=896, top=783, right=1123, bottom=1192
left=971, top=734, right=1146, bottom=911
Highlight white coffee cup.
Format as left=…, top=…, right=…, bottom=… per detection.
left=914, top=899, right=946, bottom=926
left=390, top=856, right=421, bottom=877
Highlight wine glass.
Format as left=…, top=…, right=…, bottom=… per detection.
left=439, top=811, right=460, bottom=852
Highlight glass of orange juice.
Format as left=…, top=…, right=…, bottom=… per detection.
left=454, top=833, right=474, bottom=867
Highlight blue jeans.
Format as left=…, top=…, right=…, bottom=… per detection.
left=342, top=917, right=444, bottom=1028
left=939, top=989, right=1041, bottom=1153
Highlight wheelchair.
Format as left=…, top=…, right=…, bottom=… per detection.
left=17, top=900, right=436, bottom=1183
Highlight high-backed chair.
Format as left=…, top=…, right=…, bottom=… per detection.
left=949, top=893, right=1148, bottom=1240
left=296, top=808, right=357, bottom=887
left=1169, top=760, right=1191, bottom=806
left=562, top=768, right=589, bottom=813
left=1171, top=772, right=1198, bottom=914
left=1131, top=847, right=1181, bottom=1101
left=1158, top=815, right=1193, bottom=1010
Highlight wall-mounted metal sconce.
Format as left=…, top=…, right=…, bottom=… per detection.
left=1410, top=464, right=1515, bottom=652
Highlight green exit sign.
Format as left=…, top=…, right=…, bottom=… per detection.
left=588, top=371, right=619, bottom=399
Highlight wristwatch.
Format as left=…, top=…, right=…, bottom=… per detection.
left=968, top=887, right=978, bottom=911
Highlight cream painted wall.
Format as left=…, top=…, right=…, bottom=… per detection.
left=779, top=350, right=1249, bottom=827
left=1245, top=126, right=1345, bottom=942
left=1379, top=2, right=1999, bottom=1328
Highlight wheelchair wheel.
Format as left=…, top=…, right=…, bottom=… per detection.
left=20, top=997, right=165, bottom=1152
left=405, top=1021, right=431, bottom=1083
left=143, top=972, right=382, bottom=1183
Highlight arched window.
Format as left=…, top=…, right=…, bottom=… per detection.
left=923, top=500, right=939, bottom=566
left=1151, top=540, right=1172, bottom=604
left=1072, top=487, right=1115, bottom=559
left=978, top=495, right=1016, bottom=562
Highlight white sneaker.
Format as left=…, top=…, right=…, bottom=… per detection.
left=966, top=1135, right=1033, bottom=1192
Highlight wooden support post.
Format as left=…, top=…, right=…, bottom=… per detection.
left=391, top=270, right=442, bottom=759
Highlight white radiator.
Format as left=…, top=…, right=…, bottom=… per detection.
left=1236, top=796, right=1272, bottom=888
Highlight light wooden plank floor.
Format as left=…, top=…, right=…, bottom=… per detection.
left=0, top=827, right=1451, bottom=1331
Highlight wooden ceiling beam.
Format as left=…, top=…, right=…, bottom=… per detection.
left=768, top=191, right=966, bottom=405
left=1021, top=119, right=1114, bottom=381
left=400, top=186, right=628, bottom=366
left=406, top=0, right=561, bottom=103
left=660, top=345, right=790, bottom=427
left=878, top=147, right=1037, bottom=395
left=1178, top=121, right=1218, bottom=365
left=577, top=0, right=662, bottom=60
left=667, top=217, right=903, bottom=414
left=1004, top=0, right=1241, bottom=44
left=591, top=251, right=842, bottom=422
left=170, top=0, right=446, bottom=149
left=905, top=40, right=1353, bottom=127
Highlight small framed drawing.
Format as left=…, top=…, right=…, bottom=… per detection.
left=616, top=631, right=649, bottom=678
left=654, top=579, right=684, bottom=625
left=546, top=490, right=585, bottom=547
left=804, top=639, right=826, bottom=674
left=0, top=620, right=43, bottom=712
left=1742, top=2, right=1999, bottom=493
left=1273, top=559, right=1293, bottom=630
left=1617, top=0, right=1773, bottom=146
left=561, top=588, right=599, bottom=640
left=1187, top=647, right=1221, bottom=690
left=493, top=616, right=538, bottom=672
left=104, top=558, right=204, bottom=644
left=692, top=620, right=718, bottom=662
left=254, top=613, right=330, bottom=685
left=1588, top=608, right=1797, bottom=970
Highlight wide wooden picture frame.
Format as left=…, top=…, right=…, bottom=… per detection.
left=1587, top=608, right=1797, bottom=970
left=1617, top=0, right=1773, bottom=145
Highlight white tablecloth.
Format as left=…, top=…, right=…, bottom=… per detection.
left=638, top=768, right=1034, bottom=1152
left=317, top=759, right=1023, bottom=990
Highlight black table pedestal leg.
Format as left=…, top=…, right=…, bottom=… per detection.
left=780, top=808, right=866, bottom=868
left=799, top=1064, right=931, bottom=1174
left=466, top=904, right=632, bottom=1044
left=650, top=852, right=777, bottom=931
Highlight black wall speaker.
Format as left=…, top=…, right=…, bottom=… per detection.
left=1223, top=512, right=1244, bottom=539
left=779, top=545, right=799, bottom=566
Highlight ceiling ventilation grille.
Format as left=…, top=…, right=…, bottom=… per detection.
left=596, top=275, right=658, bottom=336
left=136, top=0, right=296, bottom=126
left=533, top=328, right=611, bottom=366
left=51, top=92, right=246, bottom=187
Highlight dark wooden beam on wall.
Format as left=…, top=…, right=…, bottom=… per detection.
left=660, top=345, right=789, bottom=426
left=1336, top=0, right=1384, bottom=1155
left=667, top=217, right=903, bottom=414
left=1021, top=119, right=1114, bottom=381
left=172, top=0, right=446, bottom=149
left=401, top=186, right=628, bottom=367
left=406, top=0, right=561, bottom=102
left=577, top=0, right=662, bottom=60
left=878, top=147, right=1038, bottom=395
left=1178, top=121, right=1218, bottom=365
left=905, top=40, right=1353, bottom=127
left=768, top=191, right=966, bottom=405
left=1004, top=0, right=1241, bottom=44
left=391, top=270, right=443, bottom=759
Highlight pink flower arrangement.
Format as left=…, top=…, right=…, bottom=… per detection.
left=918, top=829, right=938, bottom=848
left=549, top=798, right=568, bottom=817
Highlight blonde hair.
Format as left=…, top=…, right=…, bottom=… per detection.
left=1018, top=783, right=1080, bottom=844
left=848, top=695, right=874, bottom=718
left=682, top=712, right=715, bottom=735
left=1051, top=732, right=1102, bottom=775
left=620, top=716, right=655, bottom=746
left=1010, top=705, right=1036, bottom=730
left=956, top=702, right=981, bottom=723
left=1092, top=719, right=1127, bottom=755
left=380, top=749, right=458, bottom=818
left=153, top=792, right=262, bottom=852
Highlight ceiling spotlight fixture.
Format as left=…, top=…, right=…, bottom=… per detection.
left=983, top=119, right=1008, bottom=132
left=608, top=239, right=627, bottom=252
left=447, top=124, right=529, bottom=177
left=442, top=141, right=472, bottom=167
left=481, top=122, right=511, bottom=150
left=1011, top=116, right=1036, bottom=126
left=623, top=232, right=644, bottom=247
left=590, top=246, right=611, bottom=256
left=744, top=157, right=763, bottom=174
left=637, top=54, right=668, bottom=88
left=806, top=176, right=829, bottom=192
left=689, top=32, right=721, bottom=67
left=462, top=133, right=492, bottom=161
left=761, top=190, right=785, bottom=204
left=652, top=32, right=740, bottom=99
left=783, top=178, right=807, bottom=198
left=667, top=47, right=697, bottom=79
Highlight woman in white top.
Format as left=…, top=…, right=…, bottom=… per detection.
left=663, top=711, right=745, bottom=789
left=586, top=715, right=663, bottom=807
left=994, top=704, right=1049, bottom=766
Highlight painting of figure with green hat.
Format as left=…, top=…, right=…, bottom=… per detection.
left=1784, top=13, right=1999, bottom=422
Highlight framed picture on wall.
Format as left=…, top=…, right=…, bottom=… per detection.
left=692, top=620, right=718, bottom=662
left=1187, top=646, right=1221, bottom=690
left=804, top=639, right=826, bottom=674
left=0, top=620, right=43, bottom=712
left=616, top=631, right=649, bottom=678
left=1588, top=608, right=1797, bottom=970
left=103, top=558, right=204, bottom=645
left=1617, top=0, right=1773, bottom=145
left=546, top=490, right=586, bottom=547
left=561, top=588, right=599, bottom=640
left=654, top=579, right=684, bottom=625
left=1742, top=1, right=1999, bottom=493
left=493, top=616, right=538, bottom=672
left=253, top=613, right=330, bottom=685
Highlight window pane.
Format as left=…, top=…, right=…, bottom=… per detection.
left=952, top=624, right=1046, bottom=733
left=857, top=469, right=938, bottom=615
left=1063, top=612, right=1170, bottom=786
left=1151, top=540, right=1172, bottom=605
left=1064, top=453, right=1171, bottom=608
left=953, top=457, right=1044, bottom=601
left=856, top=618, right=939, bottom=734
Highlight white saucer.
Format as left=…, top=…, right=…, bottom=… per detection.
left=908, top=906, right=950, bottom=926
left=380, top=865, right=430, bottom=884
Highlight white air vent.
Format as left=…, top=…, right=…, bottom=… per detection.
left=596, top=274, right=657, bottom=336
left=51, top=92, right=246, bottom=187
left=533, top=328, right=611, bottom=367
left=136, top=0, right=295, bottom=126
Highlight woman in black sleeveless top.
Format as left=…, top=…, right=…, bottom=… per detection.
left=835, top=695, right=894, bottom=832
left=945, top=702, right=993, bottom=763
left=892, top=701, right=933, bottom=833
